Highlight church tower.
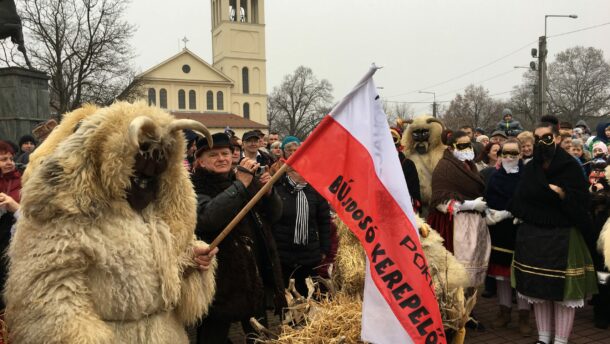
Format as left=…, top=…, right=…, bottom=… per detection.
left=210, top=0, right=267, bottom=125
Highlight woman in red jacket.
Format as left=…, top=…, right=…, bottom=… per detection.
left=0, top=140, right=21, bottom=310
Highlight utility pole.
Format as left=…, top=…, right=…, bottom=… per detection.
left=418, top=90, right=437, bottom=118
left=538, top=35, right=547, bottom=118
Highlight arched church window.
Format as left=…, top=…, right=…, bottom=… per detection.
left=207, top=91, right=214, bottom=110
left=189, top=90, right=196, bottom=110
left=217, top=91, right=224, bottom=110
left=148, top=88, right=156, bottom=106
left=178, top=89, right=186, bottom=109
left=243, top=103, right=250, bottom=119
left=242, top=67, right=249, bottom=94
left=159, top=89, right=167, bottom=108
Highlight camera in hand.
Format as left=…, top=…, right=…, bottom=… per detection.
left=255, top=166, right=267, bottom=177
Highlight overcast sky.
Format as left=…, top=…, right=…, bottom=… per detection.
left=127, top=0, right=610, bottom=115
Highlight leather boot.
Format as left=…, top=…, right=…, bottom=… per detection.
left=518, top=309, right=533, bottom=336
left=492, top=305, right=511, bottom=329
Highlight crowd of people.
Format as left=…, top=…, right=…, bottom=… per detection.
left=1, top=109, right=609, bottom=344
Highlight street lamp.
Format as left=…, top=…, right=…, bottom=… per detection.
left=545, top=14, right=578, bottom=37
left=418, top=90, right=437, bottom=118
left=538, top=14, right=577, bottom=117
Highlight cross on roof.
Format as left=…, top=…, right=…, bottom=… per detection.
left=182, top=36, right=189, bottom=49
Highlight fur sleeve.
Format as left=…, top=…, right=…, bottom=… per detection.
left=5, top=222, right=114, bottom=344
left=174, top=239, right=217, bottom=326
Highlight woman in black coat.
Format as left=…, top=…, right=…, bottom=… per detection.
left=273, top=168, right=331, bottom=296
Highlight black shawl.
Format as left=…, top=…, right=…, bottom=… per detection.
left=508, top=147, right=591, bottom=232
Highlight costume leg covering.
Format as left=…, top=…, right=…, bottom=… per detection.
left=533, top=300, right=553, bottom=343
left=497, top=279, right=512, bottom=308
left=553, top=302, right=575, bottom=344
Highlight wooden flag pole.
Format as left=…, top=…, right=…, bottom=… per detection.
left=209, top=162, right=289, bottom=250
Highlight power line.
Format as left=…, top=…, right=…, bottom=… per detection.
left=385, top=40, right=536, bottom=99
left=386, top=20, right=610, bottom=101
left=548, top=21, right=610, bottom=39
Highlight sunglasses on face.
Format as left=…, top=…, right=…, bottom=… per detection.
left=454, top=142, right=472, bottom=151
left=500, top=151, right=520, bottom=159
left=534, top=134, right=554, bottom=145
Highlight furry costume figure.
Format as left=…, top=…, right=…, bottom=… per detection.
left=400, top=115, right=446, bottom=207
left=21, top=104, right=98, bottom=184
left=5, top=102, right=217, bottom=344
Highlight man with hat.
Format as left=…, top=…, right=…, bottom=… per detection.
left=243, top=130, right=274, bottom=167
left=192, top=133, right=286, bottom=344
left=490, top=130, right=508, bottom=144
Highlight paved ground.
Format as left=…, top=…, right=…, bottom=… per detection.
left=225, top=295, right=610, bottom=343
left=466, top=295, right=610, bottom=344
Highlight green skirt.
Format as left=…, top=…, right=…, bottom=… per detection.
left=512, top=226, right=598, bottom=301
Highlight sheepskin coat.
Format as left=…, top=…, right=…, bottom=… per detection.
left=5, top=102, right=216, bottom=344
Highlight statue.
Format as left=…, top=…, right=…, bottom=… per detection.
left=0, top=0, right=33, bottom=69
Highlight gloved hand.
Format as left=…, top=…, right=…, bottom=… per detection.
left=459, top=197, right=487, bottom=213
left=513, top=217, right=523, bottom=225
left=485, top=209, right=513, bottom=225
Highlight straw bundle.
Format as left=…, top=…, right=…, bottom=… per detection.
left=331, top=220, right=365, bottom=296
left=259, top=293, right=364, bottom=344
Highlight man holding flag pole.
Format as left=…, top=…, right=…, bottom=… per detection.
left=206, top=65, right=445, bottom=343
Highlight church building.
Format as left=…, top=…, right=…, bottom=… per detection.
left=136, top=0, right=268, bottom=136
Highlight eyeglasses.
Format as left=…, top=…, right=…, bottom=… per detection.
left=500, top=151, right=520, bottom=159
left=534, top=134, right=554, bottom=146
left=453, top=142, right=472, bottom=151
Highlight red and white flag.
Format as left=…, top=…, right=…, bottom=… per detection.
left=286, top=66, right=445, bottom=344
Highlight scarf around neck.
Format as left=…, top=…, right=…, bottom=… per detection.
left=286, top=174, right=309, bottom=245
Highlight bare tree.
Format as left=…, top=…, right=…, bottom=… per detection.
left=268, top=66, right=333, bottom=139
left=1, top=0, right=136, bottom=115
left=442, top=84, right=506, bottom=131
left=509, top=73, right=538, bottom=130
left=547, top=46, right=610, bottom=122
left=383, top=101, right=414, bottom=125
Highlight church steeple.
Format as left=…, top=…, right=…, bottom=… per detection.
left=210, top=0, right=267, bottom=124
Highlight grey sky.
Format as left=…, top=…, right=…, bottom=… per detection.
left=127, top=0, right=610, bottom=115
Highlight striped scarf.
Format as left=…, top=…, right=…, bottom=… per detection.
left=287, top=175, right=309, bottom=245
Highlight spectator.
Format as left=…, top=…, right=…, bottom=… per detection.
left=272, top=154, right=331, bottom=296
left=559, top=133, right=572, bottom=152
left=0, top=140, right=21, bottom=310
left=270, top=136, right=301, bottom=175
left=269, top=141, right=282, bottom=161
left=559, top=121, right=573, bottom=137
left=508, top=115, right=597, bottom=344
left=475, top=142, right=501, bottom=172
left=592, top=141, right=608, bottom=159
left=475, top=127, right=485, bottom=138
left=484, top=139, right=532, bottom=335
left=268, top=131, right=280, bottom=149
left=496, top=108, right=523, bottom=137
left=571, top=139, right=590, bottom=176
left=476, top=135, right=489, bottom=146
left=490, top=130, right=508, bottom=144
left=594, top=122, right=610, bottom=148
left=193, top=133, right=285, bottom=344
left=242, top=130, right=273, bottom=167
left=587, top=158, right=610, bottom=329
left=517, top=131, right=535, bottom=164
left=575, top=120, right=591, bottom=140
